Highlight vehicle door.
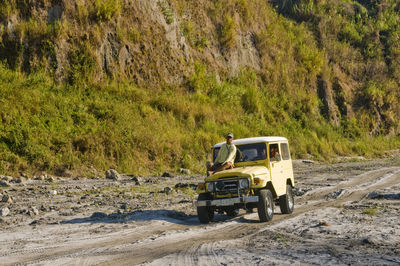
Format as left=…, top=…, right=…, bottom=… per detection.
left=269, top=143, right=286, bottom=196
left=280, top=142, right=294, bottom=187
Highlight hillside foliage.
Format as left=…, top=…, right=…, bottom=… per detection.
left=0, top=0, right=399, bottom=176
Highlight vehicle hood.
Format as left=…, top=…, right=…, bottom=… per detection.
left=206, top=166, right=269, bottom=181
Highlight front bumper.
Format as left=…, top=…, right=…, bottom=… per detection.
left=196, top=196, right=259, bottom=207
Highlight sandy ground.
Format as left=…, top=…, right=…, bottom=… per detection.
left=1, top=157, right=400, bottom=265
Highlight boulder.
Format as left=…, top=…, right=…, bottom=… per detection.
left=35, top=174, right=46, bottom=181
left=161, top=172, right=174, bottom=178
left=0, top=181, right=10, bottom=187
left=1, top=176, right=13, bottom=181
left=162, top=187, right=173, bottom=194
left=179, top=168, right=191, bottom=175
left=131, top=176, right=142, bottom=185
left=105, top=169, right=121, bottom=180
left=15, top=176, right=25, bottom=184
left=30, top=207, right=39, bottom=216
left=2, top=195, right=13, bottom=203
left=0, top=207, right=10, bottom=217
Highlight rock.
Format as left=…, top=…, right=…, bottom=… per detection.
left=179, top=168, right=191, bottom=175
left=15, top=176, right=25, bottom=184
left=20, top=172, right=27, bottom=178
left=47, top=176, right=55, bottom=182
left=0, top=207, right=10, bottom=217
left=175, top=183, right=188, bottom=188
left=1, top=176, right=13, bottom=181
left=324, top=189, right=344, bottom=200
left=0, top=181, right=10, bottom=187
left=362, top=236, right=379, bottom=245
left=105, top=169, right=121, bottom=180
left=161, top=172, right=174, bottom=178
left=295, top=187, right=311, bottom=196
left=2, top=195, right=13, bottom=203
left=318, top=221, right=330, bottom=227
left=302, top=160, right=315, bottom=164
left=35, top=174, right=46, bottom=181
left=30, top=207, right=39, bottom=216
left=131, top=176, right=142, bottom=185
left=163, top=187, right=173, bottom=194
left=49, top=190, right=57, bottom=195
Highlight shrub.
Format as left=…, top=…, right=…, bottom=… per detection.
left=220, top=14, right=237, bottom=49
left=95, top=0, right=121, bottom=22
left=181, top=20, right=209, bottom=50
left=67, top=43, right=97, bottom=84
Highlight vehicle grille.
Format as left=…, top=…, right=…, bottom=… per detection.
left=216, top=180, right=238, bottom=192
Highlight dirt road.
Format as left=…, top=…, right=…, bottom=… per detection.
left=1, top=158, right=400, bottom=265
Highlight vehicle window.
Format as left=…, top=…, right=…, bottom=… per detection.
left=280, top=143, right=290, bottom=160
left=213, top=143, right=267, bottom=162
left=269, top=143, right=281, bottom=161
left=236, top=143, right=267, bottom=162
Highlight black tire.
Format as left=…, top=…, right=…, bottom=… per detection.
left=197, top=194, right=214, bottom=224
left=279, top=185, right=294, bottom=214
left=257, top=189, right=274, bottom=222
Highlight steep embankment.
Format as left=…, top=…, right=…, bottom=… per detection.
left=0, top=0, right=399, bottom=175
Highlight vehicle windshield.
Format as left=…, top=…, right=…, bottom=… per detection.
left=213, top=143, right=267, bottom=163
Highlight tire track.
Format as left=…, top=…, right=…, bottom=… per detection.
left=5, top=167, right=400, bottom=265
left=105, top=167, right=400, bottom=265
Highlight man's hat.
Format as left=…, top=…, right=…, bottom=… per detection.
left=226, top=132, right=234, bottom=139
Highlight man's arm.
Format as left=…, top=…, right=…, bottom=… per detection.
left=214, top=145, right=225, bottom=163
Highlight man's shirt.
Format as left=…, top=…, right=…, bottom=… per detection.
left=215, top=143, right=237, bottom=165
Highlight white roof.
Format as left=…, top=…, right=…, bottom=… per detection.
left=212, top=136, right=288, bottom=148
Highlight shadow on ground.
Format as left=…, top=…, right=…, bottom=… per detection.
left=61, top=209, right=285, bottom=226
left=61, top=209, right=200, bottom=225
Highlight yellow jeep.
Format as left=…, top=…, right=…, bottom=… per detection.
left=196, top=137, right=295, bottom=223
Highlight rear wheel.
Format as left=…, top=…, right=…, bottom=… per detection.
left=279, top=185, right=294, bottom=214
left=257, top=189, right=274, bottom=222
left=197, top=193, right=214, bottom=224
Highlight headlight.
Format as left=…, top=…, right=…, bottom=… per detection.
left=207, top=182, right=215, bottom=192
left=239, top=179, right=250, bottom=189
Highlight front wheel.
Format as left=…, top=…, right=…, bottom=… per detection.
left=279, top=185, right=294, bottom=214
left=197, top=194, right=214, bottom=224
left=257, top=189, right=274, bottom=222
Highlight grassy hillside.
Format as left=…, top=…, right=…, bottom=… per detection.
left=0, top=0, right=399, bottom=176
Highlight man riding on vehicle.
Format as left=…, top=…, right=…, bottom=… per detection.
left=206, top=133, right=237, bottom=176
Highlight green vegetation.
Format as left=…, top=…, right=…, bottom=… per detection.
left=158, top=1, right=174, bottom=25
left=362, top=206, right=378, bottom=216
left=0, top=0, right=399, bottom=176
left=95, top=0, right=121, bottom=22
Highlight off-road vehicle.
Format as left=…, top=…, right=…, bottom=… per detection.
left=196, top=137, right=294, bottom=223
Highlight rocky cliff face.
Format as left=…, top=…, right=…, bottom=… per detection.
left=1, top=0, right=265, bottom=86
left=0, top=0, right=400, bottom=135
